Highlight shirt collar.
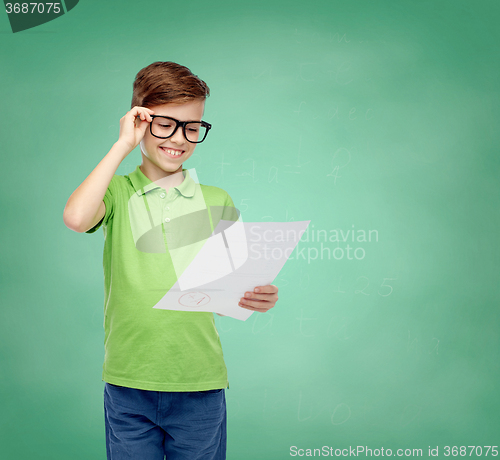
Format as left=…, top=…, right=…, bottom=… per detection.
left=129, top=165, right=196, bottom=198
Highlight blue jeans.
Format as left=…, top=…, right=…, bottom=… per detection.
left=104, top=382, right=227, bottom=460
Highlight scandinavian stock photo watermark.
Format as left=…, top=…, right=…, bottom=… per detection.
left=248, top=223, right=379, bottom=263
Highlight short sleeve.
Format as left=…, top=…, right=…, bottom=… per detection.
left=224, top=192, right=235, bottom=209
left=85, top=175, right=117, bottom=234
left=222, top=192, right=239, bottom=222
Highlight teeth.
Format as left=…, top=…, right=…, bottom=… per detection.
left=162, top=148, right=182, bottom=156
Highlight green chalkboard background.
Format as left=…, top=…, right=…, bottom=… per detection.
left=1, top=0, right=499, bottom=458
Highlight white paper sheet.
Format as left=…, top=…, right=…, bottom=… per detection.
left=153, top=220, right=311, bottom=320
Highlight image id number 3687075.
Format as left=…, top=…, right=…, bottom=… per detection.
left=5, top=3, right=62, bottom=13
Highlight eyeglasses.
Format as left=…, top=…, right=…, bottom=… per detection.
left=149, top=115, right=212, bottom=144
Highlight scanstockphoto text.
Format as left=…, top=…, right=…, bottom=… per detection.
left=289, top=445, right=499, bottom=457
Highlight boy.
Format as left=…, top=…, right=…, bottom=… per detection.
left=63, top=61, right=279, bottom=460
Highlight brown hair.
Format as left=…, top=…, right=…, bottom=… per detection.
left=131, top=61, right=210, bottom=109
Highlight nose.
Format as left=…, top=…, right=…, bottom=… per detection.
left=170, top=125, right=186, bottom=144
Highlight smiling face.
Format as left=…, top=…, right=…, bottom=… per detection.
left=139, top=99, right=205, bottom=182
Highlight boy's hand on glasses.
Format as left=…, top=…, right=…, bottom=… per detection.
left=117, top=106, right=155, bottom=153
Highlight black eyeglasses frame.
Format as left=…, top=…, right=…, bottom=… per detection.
left=149, top=115, right=212, bottom=144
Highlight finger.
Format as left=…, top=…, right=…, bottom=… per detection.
left=251, top=285, right=279, bottom=295
left=241, top=292, right=277, bottom=302
left=239, top=298, right=274, bottom=309
left=134, top=106, right=154, bottom=113
left=129, top=111, right=142, bottom=125
left=132, top=112, right=151, bottom=124
left=238, top=302, right=270, bottom=312
left=130, top=107, right=153, bottom=120
left=135, top=107, right=155, bottom=119
left=135, top=110, right=147, bottom=121
left=141, top=108, right=154, bottom=122
left=240, top=297, right=269, bottom=304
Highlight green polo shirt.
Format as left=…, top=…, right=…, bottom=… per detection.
left=86, top=165, right=235, bottom=391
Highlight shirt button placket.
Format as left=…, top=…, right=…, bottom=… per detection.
left=161, top=191, right=171, bottom=224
